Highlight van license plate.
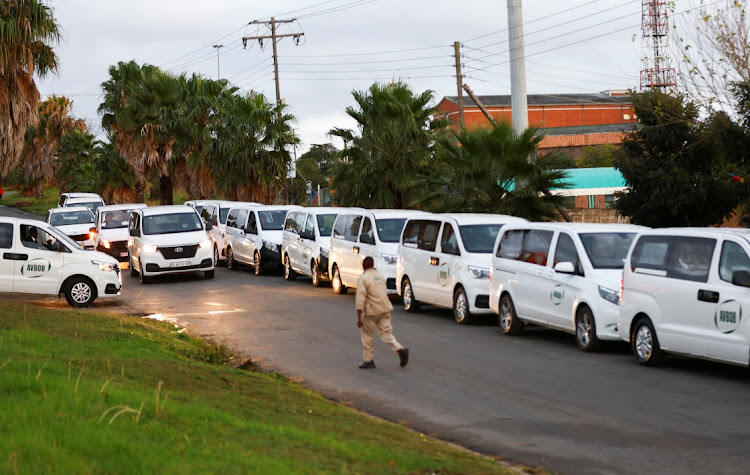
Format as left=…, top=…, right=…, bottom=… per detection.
left=120, top=252, right=128, bottom=257
left=170, top=261, right=191, bottom=268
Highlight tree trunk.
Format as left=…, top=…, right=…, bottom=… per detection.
left=160, top=174, right=173, bottom=205
left=35, top=180, right=44, bottom=199
left=135, top=178, right=145, bottom=203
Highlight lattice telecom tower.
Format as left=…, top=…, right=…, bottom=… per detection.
left=640, top=0, right=677, bottom=91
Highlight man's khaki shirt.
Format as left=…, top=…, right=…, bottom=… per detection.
left=355, top=268, right=394, bottom=316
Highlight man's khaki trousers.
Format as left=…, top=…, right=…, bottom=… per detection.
left=360, top=312, right=403, bottom=362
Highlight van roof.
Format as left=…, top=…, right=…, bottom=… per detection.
left=140, top=205, right=197, bottom=216
left=62, top=192, right=101, bottom=198
left=65, top=196, right=104, bottom=203
left=501, top=222, right=647, bottom=233
left=49, top=206, right=93, bottom=214
left=440, top=213, right=528, bottom=226
left=637, top=227, right=750, bottom=240
left=299, top=207, right=351, bottom=215
left=338, top=209, right=427, bottom=219
left=97, top=203, right=148, bottom=212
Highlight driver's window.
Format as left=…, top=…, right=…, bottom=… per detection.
left=554, top=233, right=582, bottom=275
left=359, top=218, right=375, bottom=245
left=719, top=241, right=750, bottom=283
left=440, top=223, right=460, bottom=255
left=247, top=213, right=258, bottom=235
left=303, top=215, right=315, bottom=237
left=20, top=225, right=58, bottom=252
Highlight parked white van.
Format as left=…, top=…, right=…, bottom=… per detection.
left=60, top=193, right=105, bottom=214
left=46, top=206, right=96, bottom=248
left=92, top=203, right=148, bottom=266
left=328, top=209, right=425, bottom=295
left=127, top=205, right=215, bottom=283
left=490, top=223, right=645, bottom=350
left=396, top=213, right=527, bottom=324
left=619, top=228, right=750, bottom=367
left=0, top=217, right=121, bottom=307
left=225, top=204, right=302, bottom=275
left=281, top=207, right=348, bottom=286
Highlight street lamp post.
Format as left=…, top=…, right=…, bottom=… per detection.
left=212, top=44, right=224, bottom=79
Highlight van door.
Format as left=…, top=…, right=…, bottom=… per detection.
left=298, top=213, right=316, bottom=274
left=0, top=222, right=15, bottom=291
left=543, top=232, right=584, bottom=331
left=283, top=212, right=300, bottom=268
left=357, top=216, right=377, bottom=276
left=244, top=211, right=260, bottom=266
left=402, top=219, right=441, bottom=305
left=331, top=214, right=353, bottom=284
left=515, top=229, right=555, bottom=322
left=13, top=224, right=66, bottom=294
left=340, top=214, right=363, bottom=285
left=436, top=222, right=461, bottom=307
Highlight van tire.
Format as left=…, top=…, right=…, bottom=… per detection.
left=632, top=317, right=665, bottom=366
left=311, top=260, right=322, bottom=287
left=575, top=306, right=600, bottom=352
left=139, top=268, right=151, bottom=284
left=204, top=270, right=215, bottom=279
left=254, top=252, right=263, bottom=276
left=402, top=277, right=421, bottom=313
left=453, top=286, right=474, bottom=324
left=129, top=255, right=138, bottom=277
left=499, top=294, right=523, bottom=335
left=331, top=265, right=347, bottom=294
left=284, top=255, right=297, bottom=281
left=227, top=248, right=238, bottom=270
left=64, top=277, right=97, bottom=307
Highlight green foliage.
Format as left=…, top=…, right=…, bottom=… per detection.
left=614, top=91, right=741, bottom=227
left=330, top=82, right=448, bottom=209
left=577, top=144, right=618, bottom=168
left=416, top=122, right=571, bottom=221
left=55, top=129, right=99, bottom=193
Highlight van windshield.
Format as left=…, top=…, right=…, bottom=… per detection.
left=579, top=232, right=637, bottom=269
left=70, top=201, right=102, bottom=214
left=50, top=210, right=94, bottom=226
left=376, top=218, right=407, bottom=243
left=316, top=214, right=337, bottom=237
left=258, top=211, right=287, bottom=231
left=101, top=210, right=131, bottom=229
left=219, top=207, right=231, bottom=224
left=143, top=213, right=203, bottom=235
left=459, top=224, right=503, bottom=253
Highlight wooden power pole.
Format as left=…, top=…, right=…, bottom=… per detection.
left=243, top=18, right=304, bottom=105
left=453, top=41, right=465, bottom=127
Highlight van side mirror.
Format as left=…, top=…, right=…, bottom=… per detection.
left=129, top=228, right=140, bottom=237
left=554, top=262, right=576, bottom=274
left=300, top=231, right=315, bottom=241
left=732, top=270, right=750, bottom=288
left=205, top=222, right=213, bottom=231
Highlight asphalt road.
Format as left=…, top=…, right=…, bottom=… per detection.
left=3, top=205, right=749, bottom=474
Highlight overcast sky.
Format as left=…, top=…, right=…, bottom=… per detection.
left=37, top=0, right=688, bottom=154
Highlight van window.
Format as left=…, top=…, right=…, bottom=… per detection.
left=236, top=210, right=249, bottom=229
left=316, top=214, right=337, bottom=237
left=20, top=224, right=59, bottom=252
left=226, top=209, right=241, bottom=229
left=247, top=212, right=258, bottom=234
left=359, top=218, right=375, bottom=245
left=402, top=220, right=419, bottom=247
left=284, top=212, right=299, bottom=233
left=49, top=210, right=94, bottom=226
left=497, top=229, right=524, bottom=259
left=303, top=215, right=315, bottom=237
left=376, top=218, right=406, bottom=243
left=459, top=224, right=502, bottom=253
left=344, top=216, right=362, bottom=242
left=440, top=224, right=460, bottom=255
left=219, top=206, right=232, bottom=224
left=102, top=210, right=131, bottom=229
left=294, top=213, right=307, bottom=234
left=0, top=223, right=12, bottom=248
left=554, top=233, right=581, bottom=274
left=333, top=215, right=351, bottom=240
left=666, top=237, right=715, bottom=283
left=419, top=221, right=440, bottom=251
left=579, top=232, right=636, bottom=269
left=719, top=241, right=750, bottom=283
left=258, top=211, right=286, bottom=231
left=143, top=213, right=203, bottom=235
left=522, top=230, right=553, bottom=266
left=630, top=236, right=672, bottom=271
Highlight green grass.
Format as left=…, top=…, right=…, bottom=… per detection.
left=4, top=187, right=60, bottom=216
left=0, top=300, right=515, bottom=474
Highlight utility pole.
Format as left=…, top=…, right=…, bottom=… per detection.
left=453, top=41, right=465, bottom=128
left=507, top=0, right=529, bottom=140
left=212, top=44, right=224, bottom=79
left=243, top=18, right=304, bottom=105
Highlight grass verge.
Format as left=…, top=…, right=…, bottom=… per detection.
left=3, top=187, right=60, bottom=216
left=0, top=300, right=515, bottom=474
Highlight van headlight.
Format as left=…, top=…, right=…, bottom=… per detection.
left=320, top=247, right=329, bottom=258
left=468, top=266, right=490, bottom=279
left=92, top=260, right=116, bottom=272
left=381, top=253, right=398, bottom=265
left=199, top=239, right=212, bottom=249
left=263, top=240, right=278, bottom=252
left=142, top=244, right=157, bottom=253
left=100, top=239, right=111, bottom=249
left=598, top=285, right=620, bottom=305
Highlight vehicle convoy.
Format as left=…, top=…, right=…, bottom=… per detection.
left=59, top=192, right=105, bottom=214
left=91, top=203, right=147, bottom=266
left=618, top=227, right=750, bottom=367
left=490, top=222, right=645, bottom=351
left=396, top=213, right=527, bottom=324
left=46, top=206, right=96, bottom=248
left=328, top=209, right=425, bottom=295
left=0, top=217, right=122, bottom=307
left=224, top=204, right=302, bottom=275
left=127, top=205, right=215, bottom=283
left=281, top=207, right=349, bottom=286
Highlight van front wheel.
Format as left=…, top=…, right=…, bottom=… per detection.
left=499, top=294, right=523, bottom=335
left=331, top=265, right=347, bottom=294
left=65, top=277, right=97, bottom=307
left=453, top=286, right=473, bottom=324
left=632, top=318, right=665, bottom=366
left=402, top=277, right=421, bottom=313
left=575, top=306, right=600, bottom=352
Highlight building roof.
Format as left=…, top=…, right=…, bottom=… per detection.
left=442, top=93, right=632, bottom=108
left=538, top=123, right=638, bottom=136
left=551, top=167, right=626, bottom=196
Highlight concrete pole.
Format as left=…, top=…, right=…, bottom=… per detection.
left=453, top=42, right=465, bottom=127
left=507, top=0, right=529, bottom=136
left=271, top=17, right=281, bottom=106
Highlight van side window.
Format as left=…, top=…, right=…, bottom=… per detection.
left=226, top=209, right=240, bottom=229
left=554, top=233, right=582, bottom=274
left=666, top=237, right=715, bottom=283
left=497, top=229, right=524, bottom=259
left=344, top=216, right=362, bottom=242
left=237, top=210, right=249, bottom=229
left=719, top=241, right=750, bottom=283
left=419, top=221, right=440, bottom=251
left=0, top=223, right=12, bottom=248
left=402, top=221, right=419, bottom=247
left=295, top=213, right=308, bottom=235
left=440, top=223, right=460, bottom=255
left=359, top=218, right=375, bottom=245
left=303, top=215, right=315, bottom=237
left=630, top=236, right=672, bottom=272
left=333, top=215, right=351, bottom=240
left=284, top=212, right=298, bottom=233
left=200, top=207, right=211, bottom=222
left=521, top=230, right=553, bottom=266
left=247, top=212, right=258, bottom=234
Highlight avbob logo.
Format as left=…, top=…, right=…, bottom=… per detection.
left=715, top=300, right=742, bottom=334
left=20, top=259, right=52, bottom=278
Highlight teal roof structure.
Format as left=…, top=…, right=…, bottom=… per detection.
left=552, top=167, right=625, bottom=191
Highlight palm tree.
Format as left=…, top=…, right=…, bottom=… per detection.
left=21, top=95, right=86, bottom=198
left=416, top=122, right=571, bottom=221
left=0, top=0, right=60, bottom=177
left=329, top=81, right=448, bottom=209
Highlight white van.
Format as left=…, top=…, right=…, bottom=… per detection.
left=619, top=228, right=750, bottom=367
left=224, top=204, right=302, bottom=275
left=184, top=199, right=214, bottom=215
left=58, top=192, right=103, bottom=208
left=61, top=193, right=105, bottom=215
left=0, top=217, right=121, bottom=307
left=127, top=205, right=215, bottom=284
left=46, top=206, right=96, bottom=248
left=281, top=207, right=348, bottom=286
left=92, top=203, right=148, bottom=266
left=328, top=209, right=425, bottom=295
left=396, top=213, right=527, bottom=324
left=490, top=223, right=645, bottom=350
left=199, top=201, right=256, bottom=265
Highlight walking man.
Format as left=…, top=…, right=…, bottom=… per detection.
left=355, top=256, right=409, bottom=369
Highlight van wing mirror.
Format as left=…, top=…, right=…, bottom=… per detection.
left=554, top=262, right=576, bottom=274
left=205, top=222, right=213, bottom=231
left=301, top=231, right=315, bottom=240
left=129, top=228, right=140, bottom=237
left=732, top=270, right=750, bottom=288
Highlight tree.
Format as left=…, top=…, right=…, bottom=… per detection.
left=416, top=122, right=571, bottom=220
left=55, top=129, right=99, bottom=193
left=614, top=91, right=740, bottom=227
left=577, top=144, right=618, bottom=168
left=0, top=0, right=60, bottom=177
left=330, top=82, right=448, bottom=209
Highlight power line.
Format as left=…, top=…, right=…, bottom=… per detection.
left=281, top=54, right=449, bottom=66
left=284, top=44, right=449, bottom=58
left=297, top=0, right=379, bottom=19
left=159, top=24, right=249, bottom=68
left=280, top=64, right=452, bottom=74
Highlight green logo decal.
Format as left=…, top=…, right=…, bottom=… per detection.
left=715, top=300, right=742, bottom=334
left=20, top=259, right=52, bottom=278
left=550, top=285, right=564, bottom=305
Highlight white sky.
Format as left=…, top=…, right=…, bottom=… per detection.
left=37, top=0, right=668, bottom=154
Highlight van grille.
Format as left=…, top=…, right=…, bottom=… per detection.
left=158, top=244, right=198, bottom=260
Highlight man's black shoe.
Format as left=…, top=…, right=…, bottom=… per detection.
left=398, top=348, right=409, bottom=367
left=359, top=360, right=376, bottom=369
